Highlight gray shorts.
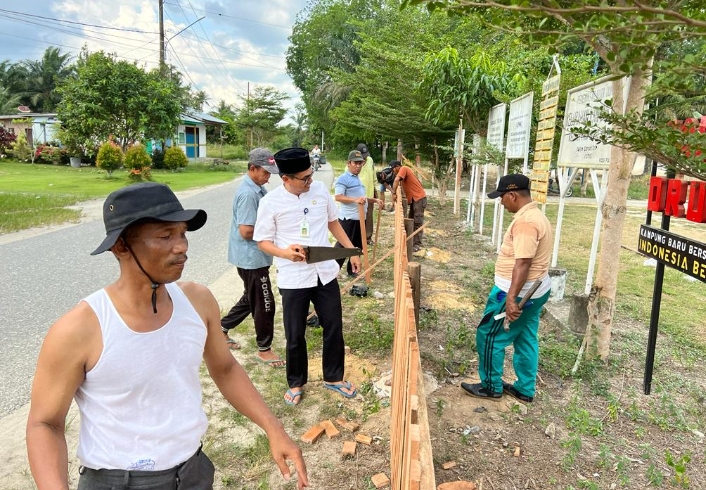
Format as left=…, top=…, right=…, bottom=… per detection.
left=77, top=447, right=214, bottom=490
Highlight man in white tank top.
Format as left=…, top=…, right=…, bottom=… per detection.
left=26, top=182, right=309, bottom=490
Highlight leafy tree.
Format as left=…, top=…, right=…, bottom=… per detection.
left=189, top=89, right=209, bottom=112
left=208, top=100, right=238, bottom=145
left=234, top=86, right=289, bottom=149
left=408, top=0, right=706, bottom=361
left=420, top=47, right=515, bottom=135
left=287, top=0, right=380, bottom=140
left=57, top=50, right=186, bottom=154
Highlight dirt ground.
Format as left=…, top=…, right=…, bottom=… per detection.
left=264, top=199, right=706, bottom=490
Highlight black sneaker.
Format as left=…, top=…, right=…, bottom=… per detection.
left=502, top=382, right=534, bottom=403
left=461, top=382, right=502, bottom=401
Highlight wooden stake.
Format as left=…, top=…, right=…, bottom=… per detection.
left=358, top=203, right=371, bottom=284
left=372, top=203, right=383, bottom=265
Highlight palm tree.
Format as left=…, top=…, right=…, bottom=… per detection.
left=22, top=47, right=74, bottom=113
left=0, top=86, right=22, bottom=114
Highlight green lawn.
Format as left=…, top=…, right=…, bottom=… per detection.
left=0, top=159, right=248, bottom=233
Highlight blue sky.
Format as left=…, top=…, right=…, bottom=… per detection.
left=0, top=0, right=308, bottom=116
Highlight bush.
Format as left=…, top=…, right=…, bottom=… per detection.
left=124, top=143, right=152, bottom=182
left=0, top=127, right=16, bottom=154
left=10, top=133, right=34, bottom=162
left=124, top=143, right=152, bottom=170
left=151, top=148, right=165, bottom=169
left=96, top=140, right=124, bottom=175
left=163, top=146, right=188, bottom=170
left=35, top=144, right=67, bottom=165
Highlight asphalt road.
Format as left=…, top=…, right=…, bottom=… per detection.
left=0, top=163, right=334, bottom=419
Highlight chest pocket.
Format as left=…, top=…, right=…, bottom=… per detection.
left=305, top=198, right=330, bottom=221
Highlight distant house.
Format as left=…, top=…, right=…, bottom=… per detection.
left=0, top=113, right=59, bottom=145
left=0, top=109, right=228, bottom=160
left=174, top=111, right=228, bottom=159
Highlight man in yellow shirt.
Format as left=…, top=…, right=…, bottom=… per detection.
left=462, top=174, right=552, bottom=403
left=356, top=143, right=377, bottom=245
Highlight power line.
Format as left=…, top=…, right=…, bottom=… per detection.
left=163, top=8, right=243, bottom=101
left=0, top=7, right=159, bottom=34
left=162, top=2, right=291, bottom=29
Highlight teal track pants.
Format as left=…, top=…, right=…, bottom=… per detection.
left=476, top=285, right=550, bottom=397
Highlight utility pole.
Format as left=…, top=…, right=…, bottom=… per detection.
left=159, top=0, right=165, bottom=72
left=247, top=82, right=253, bottom=150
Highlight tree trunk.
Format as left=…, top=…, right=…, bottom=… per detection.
left=584, top=68, right=651, bottom=360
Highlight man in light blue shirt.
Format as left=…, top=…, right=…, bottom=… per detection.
left=334, top=149, right=381, bottom=276
left=221, top=148, right=284, bottom=368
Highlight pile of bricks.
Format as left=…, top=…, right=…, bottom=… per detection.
left=300, top=417, right=390, bottom=489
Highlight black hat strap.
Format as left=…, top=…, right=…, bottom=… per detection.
left=124, top=242, right=160, bottom=314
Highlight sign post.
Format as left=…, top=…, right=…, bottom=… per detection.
left=453, top=122, right=466, bottom=215
left=530, top=69, right=561, bottom=205
left=553, top=75, right=630, bottom=290
left=486, top=103, right=506, bottom=243
left=496, top=92, right=534, bottom=252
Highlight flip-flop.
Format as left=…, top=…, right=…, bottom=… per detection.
left=323, top=381, right=357, bottom=399
left=225, top=337, right=241, bottom=350
left=257, top=355, right=286, bottom=368
left=284, top=389, right=302, bottom=406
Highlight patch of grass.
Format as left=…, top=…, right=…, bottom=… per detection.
left=206, top=143, right=248, bottom=160
left=0, top=160, right=249, bottom=234
left=561, top=433, right=582, bottom=470
left=344, top=308, right=394, bottom=354
left=0, top=192, right=81, bottom=233
left=538, top=330, right=581, bottom=377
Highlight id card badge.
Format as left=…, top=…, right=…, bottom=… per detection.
left=300, top=218, right=310, bottom=238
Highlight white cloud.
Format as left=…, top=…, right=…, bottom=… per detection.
left=0, top=0, right=307, bottom=119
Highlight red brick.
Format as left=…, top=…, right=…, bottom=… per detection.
left=371, top=473, right=390, bottom=488
left=320, top=419, right=340, bottom=439
left=341, top=440, right=356, bottom=459
left=355, top=433, right=373, bottom=445
left=300, top=424, right=325, bottom=444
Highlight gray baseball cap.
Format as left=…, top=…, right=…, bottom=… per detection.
left=249, top=148, right=279, bottom=174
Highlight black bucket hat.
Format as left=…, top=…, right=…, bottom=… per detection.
left=91, top=182, right=207, bottom=255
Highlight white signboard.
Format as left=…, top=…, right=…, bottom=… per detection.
left=505, top=92, right=534, bottom=159
left=486, top=103, right=506, bottom=151
left=557, top=75, right=630, bottom=168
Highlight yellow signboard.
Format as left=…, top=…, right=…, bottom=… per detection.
left=531, top=73, right=561, bottom=204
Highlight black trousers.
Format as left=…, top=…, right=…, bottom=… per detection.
left=334, top=218, right=363, bottom=275
left=408, top=197, right=427, bottom=247
left=279, top=278, right=345, bottom=388
left=220, top=266, right=275, bottom=351
left=77, top=446, right=214, bottom=490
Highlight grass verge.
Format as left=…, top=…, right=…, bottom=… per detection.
left=0, top=159, right=248, bottom=234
